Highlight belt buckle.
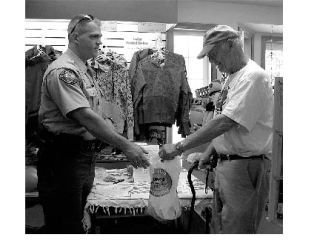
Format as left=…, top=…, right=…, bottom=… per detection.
left=218, top=154, right=230, bottom=161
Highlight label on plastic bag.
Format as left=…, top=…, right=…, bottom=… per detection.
left=150, top=168, right=172, bottom=197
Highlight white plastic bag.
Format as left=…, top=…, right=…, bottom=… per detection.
left=147, top=153, right=182, bottom=221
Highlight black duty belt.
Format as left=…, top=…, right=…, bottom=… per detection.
left=39, top=127, right=106, bottom=152
left=218, top=154, right=265, bottom=161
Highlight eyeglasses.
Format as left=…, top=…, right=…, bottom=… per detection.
left=69, top=14, right=94, bottom=34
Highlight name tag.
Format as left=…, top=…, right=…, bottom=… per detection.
left=86, top=87, right=97, bottom=97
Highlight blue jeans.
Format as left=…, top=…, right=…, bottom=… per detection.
left=214, top=157, right=270, bottom=233
left=37, top=140, right=95, bottom=233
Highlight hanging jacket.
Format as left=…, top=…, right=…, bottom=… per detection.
left=129, top=49, right=192, bottom=137
left=25, top=45, right=61, bottom=139
left=128, top=48, right=153, bottom=107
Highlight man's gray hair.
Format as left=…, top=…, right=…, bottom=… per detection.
left=225, top=37, right=243, bottom=49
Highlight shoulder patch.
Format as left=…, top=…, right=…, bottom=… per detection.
left=58, top=69, right=78, bottom=85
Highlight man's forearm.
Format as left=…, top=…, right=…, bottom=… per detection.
left=204, top=140, right=217, bottom=156
left=69, top=108, right=131, bottom=151
left=182, top=114, right=237, bottom=151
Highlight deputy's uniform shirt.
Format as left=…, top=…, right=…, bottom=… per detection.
left=39, top=48, right=102, bottom=139
left=212, top=59, right=274, bottom=157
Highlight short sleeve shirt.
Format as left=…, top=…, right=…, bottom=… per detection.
left=212, top=60, right=274, bottom=156
left=39, top=48, right=101, bottom=136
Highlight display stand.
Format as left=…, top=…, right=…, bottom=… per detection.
left=268, top=77, right=283, bottom=222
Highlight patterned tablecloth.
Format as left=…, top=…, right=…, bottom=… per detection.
left=82, top=166, right=213, bottom=232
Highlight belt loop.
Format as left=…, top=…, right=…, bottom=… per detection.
left=227, top=154, right=231, bottom=161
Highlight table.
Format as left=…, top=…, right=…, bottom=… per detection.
left=83, top=164, right=213, bottom=233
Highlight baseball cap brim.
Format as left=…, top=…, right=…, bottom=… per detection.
left=197, top=44, right=215, bottom=59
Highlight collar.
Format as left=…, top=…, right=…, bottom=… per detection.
left=65, top=48, right=88, bottom=74
left=225, top=59, right=251, bottom=89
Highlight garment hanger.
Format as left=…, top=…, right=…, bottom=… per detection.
left=151, top=33, right=166, bottom=61
left=29, top=45, right=46, bottom=60
left=95, top=45, right=113, bottom=64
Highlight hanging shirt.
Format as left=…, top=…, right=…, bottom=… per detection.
left=89, top=52, right=134, bottom=138
left=212, top=59, right=274, bottom=157
left=129, top=49, right=193, bottom=137
left=39, top=48, right=101, bottom=138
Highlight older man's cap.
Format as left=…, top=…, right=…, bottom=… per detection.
left=197, top=25, right=240, bottom=59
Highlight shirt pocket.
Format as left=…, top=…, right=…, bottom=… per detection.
left=86, top=87, right=97, bottom=97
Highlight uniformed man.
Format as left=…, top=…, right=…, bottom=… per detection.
left=159, top=25, right=273, bottom=233
left=37, top=14, right=149, bottom=233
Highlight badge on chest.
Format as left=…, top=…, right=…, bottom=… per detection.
left=86, top=87, right=97, bottom=97
left=82, top=74, right=98, bottom=97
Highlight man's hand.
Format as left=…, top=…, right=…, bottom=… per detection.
left=69, top=107, right=149, bottom=168
left=198, top=151, right=213, bottom=170
left=158, top=144, right=180, bottom=160
left=123, top=144, right=149, bottom=169
left=198, top=142, right=218, bottom=170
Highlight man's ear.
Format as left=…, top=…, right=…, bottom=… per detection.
left=72, top=33, right=79, bottom=44
left=226, top=39, right=233, bottom=49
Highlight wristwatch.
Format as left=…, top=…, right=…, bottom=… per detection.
left=175, top=141, right=184, bottom=155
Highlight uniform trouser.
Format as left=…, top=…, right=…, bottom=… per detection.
left=37, top=142, right=95, bottom=233
left=214, top=157, right=270, bottom=234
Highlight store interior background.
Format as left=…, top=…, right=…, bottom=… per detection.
left=26, top=0, right=283, bottom=144
left=24, top=0, right=284, bottom=234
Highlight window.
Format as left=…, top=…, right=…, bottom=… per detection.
left=261, top=36, right=283, bottom=86
left=172, top=30, right=209, bottom=143
left=265, top=41, right=283, bottom=86
left=173, top=30, right=209, bottom=96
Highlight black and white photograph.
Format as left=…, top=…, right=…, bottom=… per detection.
left=22, top=0, right=285, bottom=235
left=12, top=0, right=320, bottom=238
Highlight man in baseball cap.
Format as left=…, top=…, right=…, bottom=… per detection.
left=197, top=25, right=240, bottom=59
left=159, top=24, right=273, bottom=233
left=197, top=25, right=247, bottom=74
